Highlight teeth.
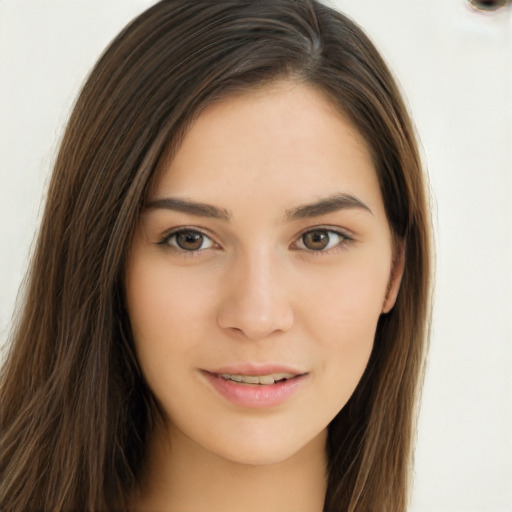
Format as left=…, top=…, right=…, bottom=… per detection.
left=219, top=372, right=296, bottom=385
left=258, top=375, right=275, bottom=385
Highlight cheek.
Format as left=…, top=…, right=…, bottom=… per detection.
left=299, top=252, right=390, bottom=334
left=298, top=257, right=389, bottom=407
left=124, top=256, right=217, bottom=378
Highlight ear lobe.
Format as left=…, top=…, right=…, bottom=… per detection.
left=382, top=242, right=405, bottom=314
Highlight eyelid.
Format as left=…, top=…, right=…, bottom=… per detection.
left=155, top=225, right=354, bottom=255
left=157, top=226, right=219, bottom=252
left=292, top=226, right=354, bottom=252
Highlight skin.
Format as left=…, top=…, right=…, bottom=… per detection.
left=125, top=80, right=403, bottom=512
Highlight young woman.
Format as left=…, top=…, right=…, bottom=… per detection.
left=0, top=1, right=432, bottom=511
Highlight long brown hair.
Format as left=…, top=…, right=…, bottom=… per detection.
left=0, top=1, right=432, bottom=511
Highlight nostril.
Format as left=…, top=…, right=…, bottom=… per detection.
left=467, top=0, right=510, bottom=11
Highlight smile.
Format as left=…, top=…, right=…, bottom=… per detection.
left=218, top=372, right=296, bottom=385
left=202, top=369, right=308, bottom=408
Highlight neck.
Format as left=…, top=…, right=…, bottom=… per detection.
left=132, top=422, right=328, bottom=512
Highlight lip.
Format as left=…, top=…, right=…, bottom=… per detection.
left=201, top=364, right=308, bottom=409
left=207, top=363, right=306, bottom=376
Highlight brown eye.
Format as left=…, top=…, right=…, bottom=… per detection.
left=302, top=230, right=331, bottom=251
left=297, top=229, right=347, bottom=252
left=165, top=230, right=214, bottom=251
left=176, top=231, right=203, bottom=250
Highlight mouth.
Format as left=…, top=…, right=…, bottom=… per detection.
left=216, top=372, right=298, bottom=385
left=201, top=367, right=308, bottom=408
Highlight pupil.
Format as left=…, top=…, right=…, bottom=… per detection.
left=303, top=231, right=329, bottom=250
left=177, top=231, right=203, bottom=251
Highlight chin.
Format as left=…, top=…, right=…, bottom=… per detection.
left=202, top=426, right=327, bottom=468
left=218, top=446, right=297, bottom=467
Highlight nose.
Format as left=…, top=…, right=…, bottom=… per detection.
left=216, top=250, right=294, bottom=340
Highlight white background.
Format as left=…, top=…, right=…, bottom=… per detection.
left=1, top=1, right=511, bottom=510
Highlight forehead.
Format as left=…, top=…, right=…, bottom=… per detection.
left=151, top=81, right=384, bottom=218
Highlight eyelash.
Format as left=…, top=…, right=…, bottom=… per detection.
left=157, top=227, right=218, bottom=257
left=157, top=226, right=353, bottom=256
left=291, top=228, right=352, bottom=255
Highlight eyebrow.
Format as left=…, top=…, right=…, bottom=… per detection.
left=284, top=193, right=373, bottom=220
left=145, top=197, right=232, bottom=221
left=145, top=192, right=372, bottom=222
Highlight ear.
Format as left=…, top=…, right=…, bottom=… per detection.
left=382, top=241, right=405, bottom=314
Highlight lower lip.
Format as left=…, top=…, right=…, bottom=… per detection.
left=202, top=372, right=307, bottom=408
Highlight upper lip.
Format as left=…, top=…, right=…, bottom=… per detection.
left=204, top=363, right=307, bottom=376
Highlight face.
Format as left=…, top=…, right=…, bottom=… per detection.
left=125, top=81, right=403, bottom=466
